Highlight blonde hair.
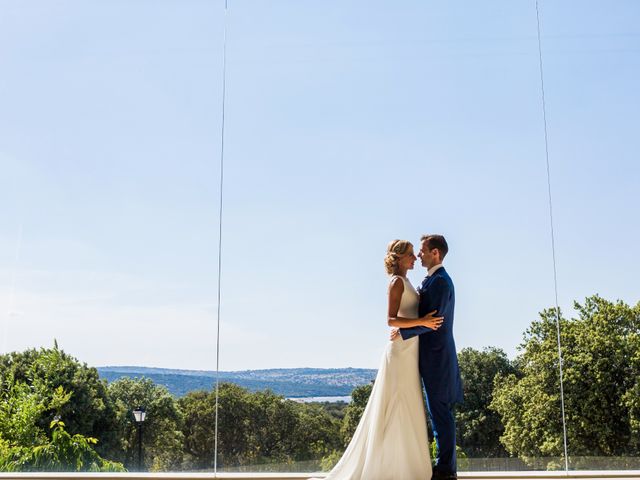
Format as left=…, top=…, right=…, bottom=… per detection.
left=384, top=239, right=412, bottom=275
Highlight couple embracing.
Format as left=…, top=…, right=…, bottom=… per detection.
left=312, top=235, right=463, bottom=480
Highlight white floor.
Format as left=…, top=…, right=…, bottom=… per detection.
left=1, top=472, right=640, bottom=480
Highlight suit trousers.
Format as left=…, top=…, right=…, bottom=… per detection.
left=426, top=394, right=457, bottom=475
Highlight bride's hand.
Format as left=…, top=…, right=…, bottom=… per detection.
left=421, top=310, right=444, bottom=330
left=389, top=328, right=400, bottom=341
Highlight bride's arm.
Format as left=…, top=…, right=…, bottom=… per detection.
left=387, top=277, right=443, bottom=329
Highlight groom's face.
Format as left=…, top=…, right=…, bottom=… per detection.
left=418, top=240, right=439, bottom=269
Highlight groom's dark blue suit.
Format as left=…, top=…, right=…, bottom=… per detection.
left=400, top=266, right=463, bottom=476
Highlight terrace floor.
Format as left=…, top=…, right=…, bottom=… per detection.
left=1, top=472, right=640, bottom=480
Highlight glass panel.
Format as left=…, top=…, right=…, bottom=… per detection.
left=532, top=0, right=640, bottom=472
left=2, top=0, right=637, bottom=475
left=216, top=0, right=568, bottom=474
left=0, top=0, right=225, bottom=472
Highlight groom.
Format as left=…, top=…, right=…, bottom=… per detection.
left=392, top=234, right=463, bottom=480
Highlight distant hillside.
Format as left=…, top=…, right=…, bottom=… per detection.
left=97, top=366, right=377, bottom=398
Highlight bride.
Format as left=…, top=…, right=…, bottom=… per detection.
left=311, top=239, right=443, bottom=480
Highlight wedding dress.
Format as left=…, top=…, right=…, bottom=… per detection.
left=311, top=276, right=432, bottom=480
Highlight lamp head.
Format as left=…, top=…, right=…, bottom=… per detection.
left=133, top=406, right=146, bottom=423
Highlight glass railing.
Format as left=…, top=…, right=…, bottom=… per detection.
left=0, top=0, right=638, bottom=476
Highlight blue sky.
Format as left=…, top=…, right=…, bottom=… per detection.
left=1, top=1, right=638, bottom=371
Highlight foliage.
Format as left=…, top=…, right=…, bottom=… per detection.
left=491, top=295, right=640, bottom=464
left=456, top=347, right=519, bottom=457
left=0, top=379, right=50, bottom=447
left=179, top=383, right=342, bottom=469
left=339, top=383, right=373, bottom=446
left=320, top=449, right=342, bottom=471
left=107, top=377, right=184, bottom=471
left=0, top=345, right=118, bottom=458
left=180, top=384, right=253, bottom=469
left=0, top=380, right=124, bottom=472
left=315, top=401, right=349, bottom=423
left=292, top=401, right=342, bottom=460
left=6, top=420, right=125, bottom=472
left=2, top=295, right=638, bottom=471
left=430, top=440, right=468, bottom=469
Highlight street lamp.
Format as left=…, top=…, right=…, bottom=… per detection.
left=132, top=407, right=146, bottom=471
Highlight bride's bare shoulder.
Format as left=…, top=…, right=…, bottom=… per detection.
left=388, top=275, right=405, bottom=293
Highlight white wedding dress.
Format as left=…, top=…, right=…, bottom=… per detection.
left=311, top=276, right=432, bottom=480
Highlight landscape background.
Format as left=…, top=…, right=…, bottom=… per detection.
left=3, top=294, right=639, bottom=472
left=0, top=0, right=639, bottom=474
left=97, top=366, right=376, bottom=399
left=2, top=0, right=639, bottom=372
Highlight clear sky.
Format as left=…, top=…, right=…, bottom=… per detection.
left=1, top=0, right=638, bottom=371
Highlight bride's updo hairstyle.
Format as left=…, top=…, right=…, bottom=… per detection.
left=384, top=239, right=412, bottom=275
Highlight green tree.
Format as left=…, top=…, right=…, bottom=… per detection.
left=491, top=295, right=640, bottom=464
left=247, top=389, right=300, bottom=462
left=180, top=383, right=342, bottom=469
left=0, top=380, right=50, bottom=447
left=0, top=380, right=123, bottom=472
left=315, top=401, right=348, bottom=423
left=180, top=383, right=256, bottom=469
left=340, top=383, right=372, bottom=446
left=624, top=338, right=640, bottom=447
left=320, top=449, right=342, bottom=472
left=456, top=347, right=518, bottom=457
left=107, top=377, right=184, bottom=471
left=248, top=392, right=341, bottom=463
left=291, top=402, right=341, bottom=461
left=6, top=420, right=125, bottom=472
left=0, top=345, right=118, bottom=458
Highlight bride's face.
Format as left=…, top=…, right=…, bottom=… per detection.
left=398, top=245, right=417, bottom=271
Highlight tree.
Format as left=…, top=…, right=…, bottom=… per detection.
left=340, top=383, right=372, bottom=446
left=290, top=402, right=342, bottom=461
left=491, top=295, right=640, bottom=465
left=0, top=380, right=123, bottom=472
left=180, top=383, right=256, bottom=469
left=180, top=383, right=342, bottom=469
left=0, top=345, right=118, bottom=458
left=0, top=379, right=50, bottom=448
left=624, top=334, right=640, bottom=448
left=107, top=377, right=184, bottom=471
left=456, top=347, right=518, bottom=457
left=247, top=391, right=341, bottom=463
left=6, top=420, right=125, bottom=472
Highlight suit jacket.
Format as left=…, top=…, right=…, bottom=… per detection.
left=400, top=267, right=463, bottom=405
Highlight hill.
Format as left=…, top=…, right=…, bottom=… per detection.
left=97, top=366, right=377, bottom=398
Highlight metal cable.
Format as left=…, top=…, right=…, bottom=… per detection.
left=213, top=0, right=229, bottom=476
left=535, top=0, right=569, bottom=471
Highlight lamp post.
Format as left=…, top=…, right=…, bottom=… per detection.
left=132, top=407, right=146, bottom=471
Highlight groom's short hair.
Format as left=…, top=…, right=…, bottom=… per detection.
left=421, top=234, right=448, bottom=259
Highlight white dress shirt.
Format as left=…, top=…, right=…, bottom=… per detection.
left=427, top=263, right=443, bottom=277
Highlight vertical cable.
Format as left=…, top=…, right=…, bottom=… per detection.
left=213, top=0, right=229, bottom=476
left=535, top=0, right=569, bottom=472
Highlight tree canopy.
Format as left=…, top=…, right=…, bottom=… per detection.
left=491, top=295, right=640, bottom=466
left=1, top=294, right=637, bottom=471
